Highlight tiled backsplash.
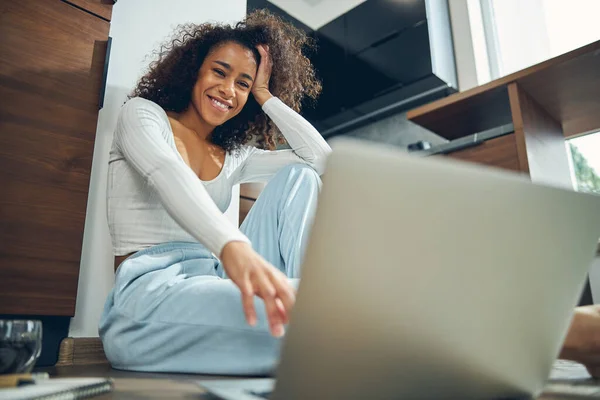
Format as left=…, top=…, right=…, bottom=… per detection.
left=343, top=111, right=447, bottom=150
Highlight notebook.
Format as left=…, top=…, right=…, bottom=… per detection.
left=0, top=377, right=113, bottom=400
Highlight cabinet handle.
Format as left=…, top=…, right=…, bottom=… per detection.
left=437, top=137, right=484, bottom=154
left=99, top=36, right=112, bottom=109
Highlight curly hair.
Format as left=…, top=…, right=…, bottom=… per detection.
left=131, top=9, right=322, bottom=151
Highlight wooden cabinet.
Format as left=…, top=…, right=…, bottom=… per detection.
left=239, top=197, right=256, bottom=225
left=0, top=0, right=112, bottom=316
left=63, top=0, right=114, bottom=21
left=445, top=134, right=522, bottom=172
left=240, top=183, right=266, bottom=225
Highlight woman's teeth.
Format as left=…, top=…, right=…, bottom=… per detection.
left=210, top=97, right=230, bottom=111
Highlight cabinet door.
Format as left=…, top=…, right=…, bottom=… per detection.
left=445, top=134, right=523, bottom=172
left=0, top=0, right=110, bottom=315
left=63, top=0, right=114, bottom=21
left=239, top=183, right=266, bottom=225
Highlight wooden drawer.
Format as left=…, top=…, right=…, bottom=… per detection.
left=64, top=0, right=114, bottom=21
left=240, top=182, right=266, bottom=200
left=239, top=198, right=256, bottom=225
left=444, top=134, right=522, bottom=172
left=239, top=183, right=266, bottom=225
left=0, top=0, right=110, bottom=316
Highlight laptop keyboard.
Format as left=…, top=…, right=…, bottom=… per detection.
left=245, top=380, right=600, bottom=399
left=246, top=386, right=600, bottom=399
left=544, top=383, right=600, bottom=397
left=249, top=390, right=273, bottom=399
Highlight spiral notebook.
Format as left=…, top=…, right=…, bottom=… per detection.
left=0, top=377, right=113, bottom=400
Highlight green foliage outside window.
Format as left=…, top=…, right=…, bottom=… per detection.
left=569, top=143, right=600, bottom=194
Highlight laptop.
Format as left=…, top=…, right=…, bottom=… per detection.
left=199, top=137, right=600, bottom=400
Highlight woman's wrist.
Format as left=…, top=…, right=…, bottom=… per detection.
left=253, top=89, right=273, bottom=107
left=220, top=240, right=251, bottom=261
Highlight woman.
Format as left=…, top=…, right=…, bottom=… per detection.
left=99, top=10, right=331, bottom=375
left=98, top=8, right=600, bottom=379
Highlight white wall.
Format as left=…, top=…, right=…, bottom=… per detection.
left=69, top=0, right=247, bottom=337
left=268, top=0, right=366, bottom=30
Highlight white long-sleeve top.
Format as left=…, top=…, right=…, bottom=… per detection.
left=107, top=96, right=331, bottom=257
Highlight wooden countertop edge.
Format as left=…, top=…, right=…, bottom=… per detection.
left=406, top=40, right=600, bottom=121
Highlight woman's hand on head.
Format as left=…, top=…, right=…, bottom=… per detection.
left=252, top=45, right=273, bottom=106
left=220, top=241, right=295, bottom=337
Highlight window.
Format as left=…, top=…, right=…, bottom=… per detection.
left=469, top=0, right=600, bottom=81
left=568, top=134, right=600, bottom=195
left=467, top=0, right=600, bottom=194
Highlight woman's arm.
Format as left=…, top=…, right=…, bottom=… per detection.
left=237, top=45, right=331, bottom=183
left=238, top=96, right=332, bottom=182
left=115, top=98, right=250, bottom=256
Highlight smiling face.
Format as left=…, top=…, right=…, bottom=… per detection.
left=189, top=41, right=258, bottom=129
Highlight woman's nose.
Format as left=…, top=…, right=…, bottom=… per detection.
left=219, top=80, right=235, bottom=98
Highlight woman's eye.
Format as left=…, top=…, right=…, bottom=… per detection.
left=214, top=69, right=225, bottom=76
left=238, top=81, right=250, bottom=89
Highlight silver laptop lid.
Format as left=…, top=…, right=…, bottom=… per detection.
left=273, top=138, right=600, bottom=400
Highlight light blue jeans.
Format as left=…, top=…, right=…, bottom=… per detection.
left=99, top=164, right=321, bottom=375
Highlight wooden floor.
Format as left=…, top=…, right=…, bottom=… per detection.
left=34, top=363, right=596, bottom=399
